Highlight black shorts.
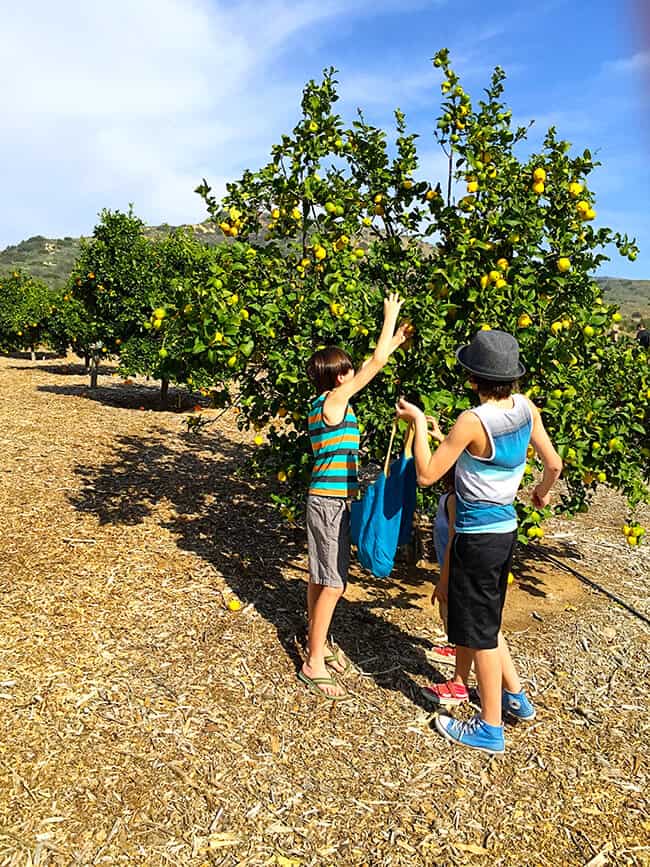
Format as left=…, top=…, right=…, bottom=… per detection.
left=447, top=531, right=517, bottom=650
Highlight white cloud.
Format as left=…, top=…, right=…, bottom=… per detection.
left=1, top=0, right=440, bottom=246
left=603, top=50, right=650, bottom=75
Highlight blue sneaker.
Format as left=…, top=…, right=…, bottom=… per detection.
left=502, top=688, right=536, bottom=721
left=434, top=713, right=505, bottom=755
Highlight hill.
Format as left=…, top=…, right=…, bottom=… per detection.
left=1, top=229, right=649, bottom=323
left=0, top=223, right=223, bottom=290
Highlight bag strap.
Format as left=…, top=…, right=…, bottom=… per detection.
left=383, top=420, right=398, bottom=478
left=384, top=420, right=416, bottom=476
left=403, top=422, right=415, bottom=458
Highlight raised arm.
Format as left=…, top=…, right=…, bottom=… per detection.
left=324, top=293, right=410, bottom=421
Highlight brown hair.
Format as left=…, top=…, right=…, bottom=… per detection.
left=307, top=346, right=354, bottom=394
left=470, top=375, right=517, bottom=400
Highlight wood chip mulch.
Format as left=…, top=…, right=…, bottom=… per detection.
left=0, top=354, right=648, bottom=867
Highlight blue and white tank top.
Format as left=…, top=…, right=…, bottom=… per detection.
left=454, top=394, right=532, bottom=534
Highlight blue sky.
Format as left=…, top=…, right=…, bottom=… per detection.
left=2, top=0, right=649, bottom=277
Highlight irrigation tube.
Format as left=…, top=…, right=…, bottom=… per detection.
left=534, top=549, right=650, bottom=628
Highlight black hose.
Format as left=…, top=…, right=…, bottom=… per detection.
left=533, top=548, right=650, bottom=628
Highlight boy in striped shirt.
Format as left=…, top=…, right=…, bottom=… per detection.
left=300, top=292, right=410, bottom=700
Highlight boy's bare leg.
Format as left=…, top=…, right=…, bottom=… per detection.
left=498, top=632, right=522, bottom=694
left=307, top=582, right=322, bottom=629
left=302, top=585, right=346, bottom=696
left=306, top=583, right=346, bottom=673
left=450, top=645, right=473, bottom=687
left=473, top=647, right=502, bottom=727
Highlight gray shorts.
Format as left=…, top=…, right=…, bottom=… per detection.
left=306, top=495, right=350, bottom=589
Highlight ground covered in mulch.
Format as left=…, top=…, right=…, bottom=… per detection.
left=0, top=354, right=648, bottom=867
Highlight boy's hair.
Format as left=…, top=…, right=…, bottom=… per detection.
left=307, top=346, right=353, bottom=393
left=470, top=375, right=517, bottom=400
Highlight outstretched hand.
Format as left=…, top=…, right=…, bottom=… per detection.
left=383, top=291, right=404, bottom=322
left=395, top=396, right=423, bottom=423
left=426, top=414, right=444, bottom=442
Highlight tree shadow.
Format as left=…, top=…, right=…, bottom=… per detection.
left=10, top=361, right=117, bottom=377
left=512, top=539, right=583, bottom=599
left=2, top=350, right=63, bottom=361
left=69, top=429, right=444, bottom=711
left=37, top=382, right=201, bottom=412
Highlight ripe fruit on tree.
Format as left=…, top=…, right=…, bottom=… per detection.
left=557, top=258, right=571, bottom=273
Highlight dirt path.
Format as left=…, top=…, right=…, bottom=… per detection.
left=0, top=354, right=648, bottom=866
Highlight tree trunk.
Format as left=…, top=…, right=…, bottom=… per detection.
left=30, top=345, right=36, bottom=362
left=89, top=352, right=100, bottom=389
left=160, top=378, right=169, bottom=407
left=84, top=352, right=90, bottom=370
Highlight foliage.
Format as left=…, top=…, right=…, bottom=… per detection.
left=194, top=52, right=649, bottom=533
left=0, top=269, right=54, bottom=354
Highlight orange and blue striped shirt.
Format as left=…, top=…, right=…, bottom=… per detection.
left=308, top=392, right=360, bottom=498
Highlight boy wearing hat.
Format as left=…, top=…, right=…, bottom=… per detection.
left=396, top=330, right=562, bottom=754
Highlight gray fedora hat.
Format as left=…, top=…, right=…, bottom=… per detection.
left=456, top=329, right=526, bottom=381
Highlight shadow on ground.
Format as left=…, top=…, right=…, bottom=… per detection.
left=69, top=429, right=447, bottom=710
left=37, top=382, right=202, bottom=412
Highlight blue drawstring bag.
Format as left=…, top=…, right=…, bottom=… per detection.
left=351, top=422, right=417, bottom=578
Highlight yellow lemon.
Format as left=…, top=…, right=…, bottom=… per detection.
left=532, top=180, right=545, bottom=194
left=467, top=181, right=479, bottom=193
left=507, top=572, right=514, bottom=585
left=568, top=181, right=583, bottom=197
left=488, top=270, right=500, bottom=283
left=557, top=257, right=571, bottom=273
left=533, top=167, right=546, bottom=182
left=291, top=207, right=302, bottom=221
left=253, top=434, right=264, bottom=446
left=271, top=208, right=280, bottom=220
left=426, top=189, right=437, bottom=201
left=277, top=470, right=287, bottom=483
left=227, top=599, right=242, bottom=612
left=518, top=313, right=532, bottom=329
left=497, top=258, right=509, bottom=270
left=495, top=278, right=507, bottom=289
left=480, top=275, right=489, bottom=289
left=576, top=200, right=590, bottom=213
left=314, top=246, right=326, bottom=260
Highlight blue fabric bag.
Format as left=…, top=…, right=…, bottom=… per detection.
left=351, top=422, right=417, bottom=578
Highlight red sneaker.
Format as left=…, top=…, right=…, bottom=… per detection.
left=421, top=679, right=469, bottom=707
left=428, top=644, right=457, bottom=667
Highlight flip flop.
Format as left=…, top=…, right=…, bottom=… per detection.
left=297, top=670, right=349, bottom=701
left=324, top=644, right=352, bottom=675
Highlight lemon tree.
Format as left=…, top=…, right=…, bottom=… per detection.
left=0, top=270, right=54, bottom=361
left=189, top=53, right=648, bottom=537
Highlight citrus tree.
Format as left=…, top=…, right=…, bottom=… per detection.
left=190, top=52, right=648, bottom=539
left=43, top=288, right=94, bottom=362
left=0, top=270, right=54, bottom=360
left=69, top=209, right=217, bottom=400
